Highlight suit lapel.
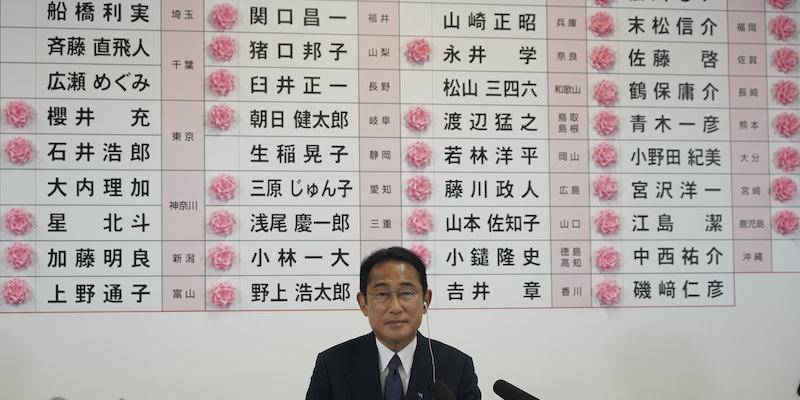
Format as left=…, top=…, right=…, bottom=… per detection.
left=347, top=333, right=382, bottom=400
left=407, top=332, right=433, bottom=398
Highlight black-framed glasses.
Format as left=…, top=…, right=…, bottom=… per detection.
left=369, top=290, right=421, bottom=304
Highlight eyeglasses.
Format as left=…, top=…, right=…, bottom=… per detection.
left=369, top=289, right=421, bottom=304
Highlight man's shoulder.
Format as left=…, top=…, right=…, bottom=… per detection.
left=319, top=332, right=374, bottom=356
left=421, top=334, right=473, bottom=362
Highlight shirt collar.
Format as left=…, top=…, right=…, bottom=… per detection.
left=376, top=334, right=417, bottom=374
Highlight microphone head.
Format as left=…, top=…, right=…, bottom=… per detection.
left=430, top=381, right=456, bottom=400
left=493, top=379, right=539, bottom=400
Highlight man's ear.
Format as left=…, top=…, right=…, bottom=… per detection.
left=356, top=292, right=369, bottom=316
left=423, top=289, right=432, bottom=313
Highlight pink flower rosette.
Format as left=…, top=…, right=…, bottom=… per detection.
left=406, top=141, right=433, bottom=168
left=595, top=0, right=613, bottom=6
left=593, top=174, right=619, bottom=200
left=595, top=246, right=620, bottom=272
left=589, top=44, right=616, bottom=71
left=405, top=106, right=432, bottom=132
left=210, top=173, right=237, bottom=201
left=208, top=243, right=236, bottom=271
left=408, top=208, right=433, bottom=235
left=589, top=11, right=614, bottom=37
left=409, top=243, right=432, bottom=267
left=593, top=79, right=618, bottom=106
left=208, top=208, right=236, bottom=236
left=407, top=174, right=433, bottom=201
left=4, top=207, right=33, bottom=236
left=210, top=3, right=238, bottom=30
left=774, top=209, right=799, bottom=235
left=594, top=209, right=620, bottom=235
left=768, top=0, right=792, bottom=10
left=208, top=69, right=236, bottom=96
left=772, top=176, right=798, bottom=202
left=773, top=47, right=798, bottom=73
left=596, top=279, right=621, bottom=306
left=209, top=280, right=236, bottom=308
left=210, top=34, right=236, bottom=61
left=593, top=109, right=619, bottom=136
left=776, top=146, right=800, bottom=172
left=4, top=99, right=33, bottom=128
left=208, top=103, right=236, bottom=130
left=405, top=37, right=432, bottom=65
left=770, top=15, right=796, bottom=41
left=592, top=142, right=618, bottom=168
left=775, top=112, right=800, bottom=138
left=2, top=277, right=30, bottom=305
left=4, top=136, right=33, bottom=165
left=5, top=242, right=34, bottom=270
left=773, top=80, right=799, bottom=106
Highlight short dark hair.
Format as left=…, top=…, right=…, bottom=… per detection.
left=360, top=246, right=428, bottom=295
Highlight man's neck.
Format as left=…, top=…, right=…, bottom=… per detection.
left=378, top=337, right=415, bottom=353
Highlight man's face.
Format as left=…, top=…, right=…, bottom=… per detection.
left=357, top=260, right=432, bottom=353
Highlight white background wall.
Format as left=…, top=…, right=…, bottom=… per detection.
left=1, top=273, right=798, bottom=400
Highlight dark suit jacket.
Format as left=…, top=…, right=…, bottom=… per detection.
left=306, top=331, right=481, bottom=400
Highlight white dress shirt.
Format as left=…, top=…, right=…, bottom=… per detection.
left=377, top=336, right=417, bottom=397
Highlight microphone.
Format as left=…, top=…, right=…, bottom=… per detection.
left=430, top=381, right=457, bottom=400
left=493, top=379, right=540, bottom=400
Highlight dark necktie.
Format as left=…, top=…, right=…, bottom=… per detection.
left=385, top=354, right=403, bottom=400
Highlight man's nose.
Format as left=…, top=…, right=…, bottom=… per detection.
left=387, top=292, right=403, bottom=311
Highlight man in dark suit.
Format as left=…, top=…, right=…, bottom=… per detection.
left=306, top=247, right=481, bottom=400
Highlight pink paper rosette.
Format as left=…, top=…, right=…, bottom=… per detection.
left=595, top=246, right=620, bottom=272
left=4, top=207, right=33, bottom=236
left=592, top=142, right=618, bottom=168
left=774, top=209, right=799, bottom=235
left=773, top=79, right=799, bottom=105
left=209, top=280, right=236, bottom=308
left=589, top=44, right=616, bottom=71
left=210, top=34, right=236, bottom=61
left=2, top=277, right=30, bottom=305
left=593, top=174, right=619, bottom=200
left=208, top=68, right=236, bottom=96
left=4, top=136, right=33, bottom=165
left=776, top=146, right=800, bottom=172
left=210, top=3, right=238, bottom=30
left=589, top=11, right=614, bottom=37
left=209, top=208, right=236, bottom=236
left=409, top=243, right=432, bottom=267
left=406, top=37, right=432, bottom=65
left=408, top=208, right=433, bottom=235
left=773, top=47, right=798, bottom=73
left=768, top=0, right=793, bottom=10
left=772, top=176, right=798, bottom=202
left=593, top=79, right=618, bottom=106
left=596, top=279, right=621, bottom=306
left=770, top=15, right=796, bottom=41
left=208, top=243, right=236, bottom=271
left=4, top=99, right=33, bottom=128
left=407, top=174, right=433, bottom=201
left=593, top=109, right=619, bottom=136
left=208, top=103, right=236, bottom=130
left=775, top=112, right=800, bottom=138
left=595, top=0, right=613, bottom=6
left=594, top=209, right=620, bottom=235
left=406, top=141, right=433, bottom=168
left=405, top=106, right=432, bottom=132
left=5, top=242, right=33, bottom=270
left=210, top=173, right=237, bottom=201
